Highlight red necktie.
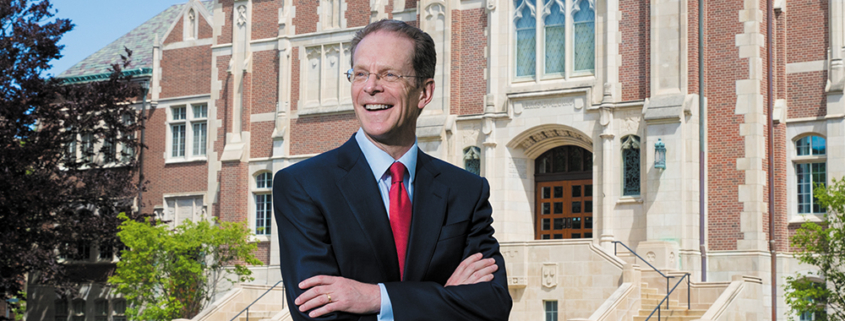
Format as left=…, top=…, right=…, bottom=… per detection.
left=388, top=162, right=412, bottom=279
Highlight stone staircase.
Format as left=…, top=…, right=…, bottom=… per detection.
left=634, top=282, right=707, bottom=321
left=232, top=310, right=273, bottom=321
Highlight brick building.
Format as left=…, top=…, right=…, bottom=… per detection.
left=31, top=0, right=842, bottom=319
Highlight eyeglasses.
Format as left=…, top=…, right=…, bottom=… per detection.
left=345, top=68, right=425, bottom=84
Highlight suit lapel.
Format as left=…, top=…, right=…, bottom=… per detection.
left=335, top=138, right=401, bottom=282
left=404, top=151, right=448, bottom=281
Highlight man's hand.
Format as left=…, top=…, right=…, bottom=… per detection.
left=445, top=252, right=499, bottom=287
left=295, top=275, right=381, bottom=318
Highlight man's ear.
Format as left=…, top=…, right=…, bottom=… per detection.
left=417, top=78, right=435, bottom=110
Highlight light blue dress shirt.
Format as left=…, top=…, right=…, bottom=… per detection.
left=354, top=128, right=417, bottom=321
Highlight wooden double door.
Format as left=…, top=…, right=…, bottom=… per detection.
left=535, top=179, right=593, bottom=239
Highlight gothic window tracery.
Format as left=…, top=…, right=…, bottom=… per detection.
left=621, top=135, right=640, bottom=196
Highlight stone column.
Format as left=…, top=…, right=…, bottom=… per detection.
left=599, top=85, right=615, bottom=251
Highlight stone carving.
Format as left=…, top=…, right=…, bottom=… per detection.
left=620, top=113, right=640, bottom=134
left=461, top=127, right=480, bottom=147
left=542, top=263, right=558, bottom=288
left=519, top=128, right=591, bottom=150
left=237, top=5, right=247, bottom=26
left=646, top=251, right=656, bottom=263
left=522, top=98, right=576, bottom=110
left=425, top=3, right=445, bottom=19
left=669, top=251, right=675, bottom=266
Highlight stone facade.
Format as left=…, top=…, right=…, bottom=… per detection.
left=40, top=0, right=843, bottom=320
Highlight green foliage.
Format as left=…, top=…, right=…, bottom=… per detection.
left=785, top=177, right=845, bottom=321
left=108, top=213, right=262, bottom=321
left=10, top=292, right=25, bottom=321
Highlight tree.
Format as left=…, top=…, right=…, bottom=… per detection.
left=109, top=214, right=262, bottom=321
left=785, top=177, right=845, bottom=321
left=0, top=0, right=144, bottom=317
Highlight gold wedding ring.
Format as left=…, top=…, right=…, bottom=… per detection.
left=326, top=293, right=332, bottom=303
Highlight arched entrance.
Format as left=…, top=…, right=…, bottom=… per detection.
left=534, top=145, right=593, bottom=239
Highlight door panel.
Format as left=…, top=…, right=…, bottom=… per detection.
left=535, top=179, right=593, bottom=239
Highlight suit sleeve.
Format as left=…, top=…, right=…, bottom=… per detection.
left=383, top=179, right=513, bottom=321
left=273, top=169, right=377, bottom=321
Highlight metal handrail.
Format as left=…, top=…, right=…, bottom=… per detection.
left=229, top=280, right=284, bottom=321
left=645, top=273, right=691, bottom=321
left=612, top=241, right=691, bottom=320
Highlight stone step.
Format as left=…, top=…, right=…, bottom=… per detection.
left=237, top=311, right=273, bottom=321
left=637, top=309, right=707, bottom=317
left=640, top=298, right=680, bottom=307
left=633, top=315, right=703, bottom=321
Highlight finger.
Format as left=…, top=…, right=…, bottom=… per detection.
left=295, top=285, right=328, bottom=306
left=299, top=275, right=333, bottom=290
left=308, top=302, right=337, bottom=318
left=456, top=254, right=485, bottom=279
left=467, top=263, right=499, bottom=284
left=460, top=257, right=494, bottom=281
left=298, top=292, right=333, bottom=313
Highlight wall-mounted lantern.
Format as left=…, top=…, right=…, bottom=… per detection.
left=654, top=138, right=666, bottom=169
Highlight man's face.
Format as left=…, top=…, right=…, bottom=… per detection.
left=350, top=31, right=433, bottom=147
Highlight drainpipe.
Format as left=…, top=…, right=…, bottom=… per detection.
left=767, top=0, right=777, bottom=319
left=138, top=81, right=148, bottom=210
left=699, top=0, right=707, bottom=282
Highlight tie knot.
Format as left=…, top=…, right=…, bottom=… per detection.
left=389, top=162, right=406, bottom=184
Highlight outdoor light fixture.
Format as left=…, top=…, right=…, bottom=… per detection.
left=654, top=138, right=666, bottom=169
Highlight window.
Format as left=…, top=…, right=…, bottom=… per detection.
left=71, top=299, right=85, bottom=321
left=621, top=135, right=641, bottom=196
left=320, top=0, right=342, bottom=30
left=544, top=300, right=558, bottom=321
left=81, top=132, right=95, bottom=163
left=255, top=172, right=273, bottom=235
left=98, top=239, right=114, bottom=261
left=513, top=0, right=595, bottom=80
left=463, top=146, right=481, bottom=175
left=795, top=135, right=826, bottom=215
left=120, top=113, right=136, bottom=163
left=55, top=299, right=68, bottom=321
left=168, top=103, right=207, bottom=161
left=113, top=299, right=127, bottom=321
left=94, top=300, right=109, bottom=321
left=72, top=241, right=91, bottom=261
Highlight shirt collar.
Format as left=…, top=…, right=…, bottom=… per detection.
left=355, top=128, right=417, bottom=184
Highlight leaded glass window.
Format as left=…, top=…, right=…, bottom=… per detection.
left=795, top=135, right=826, bottom=215
left=534, top=145, right=592, bottom=175
left=254, top=172, right=273, bottom=235
left=621, top=135, right=641, bottom=196
left=464, top=146, right=481, bottom=175
left=515, top=0, right=537, bottom=77
left=513, top=0, right=595, bottom=80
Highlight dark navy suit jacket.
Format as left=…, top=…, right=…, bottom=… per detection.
left=273, top=136, right=512, bottom=321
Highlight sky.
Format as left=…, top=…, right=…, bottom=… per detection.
left=46, top=0, right=190, bottom=77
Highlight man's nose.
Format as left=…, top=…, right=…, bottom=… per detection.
left=362, top=73, right=383, bottom=95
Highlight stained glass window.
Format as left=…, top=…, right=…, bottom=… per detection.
left=573, top=0, right=595, bottom=73
left=464, top=146, right=481, bottom=175
left=515, top=0, right=537, bottom=77
left=621, top=135, right=641, bottom=196
left=513, top=0, right=594, bottom=79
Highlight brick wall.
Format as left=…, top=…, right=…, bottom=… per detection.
left=218, top=0, right=234, bottom=44
left=346, top=0, right=370, bottom=28
left=786, top=0, right=828, bottom=119
left=255, top=241, right=271, bottom=265
left=706, top=0, right=747, bottom=251
left=159, top=46, right=212, bottom=99
left=252, top=0, right=280, bottom=39
left=165, top=16, right=184, bottom=44
left=291, top=48, right=301, bottom=111
left=451, top=9, right=487, bottom=116
left=251, top=51, right=279, bottom=115
left=199, top=11, right=213, bottom=39
left=251, top=121, right=275, bottom=158
left=219, top=162, right=249, bottom=223
left=688, top=0, right=699, bottom=95
left=293, top=0, right=319, bottom=34
left=787, top=71, right=827, bottom=119
left=215, top=55, right=232, bottom=157
left=620, top=0, right=649, bottom=102
left=290, top=113, right=359, bottom=155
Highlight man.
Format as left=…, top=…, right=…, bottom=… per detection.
left=273, top=20, right=512, bottom=321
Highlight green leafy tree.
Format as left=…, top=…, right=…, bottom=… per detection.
left=109, top=214, right=262, bottom=321
left=785, top=177, right=845, bottom=321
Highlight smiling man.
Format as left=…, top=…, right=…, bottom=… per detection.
left=273, top=20, right=512, bottom=321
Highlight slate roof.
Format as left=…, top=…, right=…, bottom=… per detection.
left=58, top=1, right=214, bottom=83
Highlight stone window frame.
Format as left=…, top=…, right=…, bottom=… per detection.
left=620, top=135, right=641, bottom=197
left=64, top=113, right=135, bottom=167
left=161, top=194, right=206, bottom=228
left=94, top=299, right=109, bottom=321
left=297, top=41, right=354, bottom=116
left=318, top=0, right=347, bottom=31
left=112, top=299, right=127, bottom=321
left=165, top=102, right=208, bottom=163
left=794, top=134, right=827, bottom=215
left=54, top=299, right=69, bottom=321
left=789, top=132, right=828, bottom=223
left=253, top=171, right=274, bottom=238
left=511, top=0, right=596, bottom=83
left=543, top=300, right=558, bottom=321
left=71, top=298, right=86, bottom=321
